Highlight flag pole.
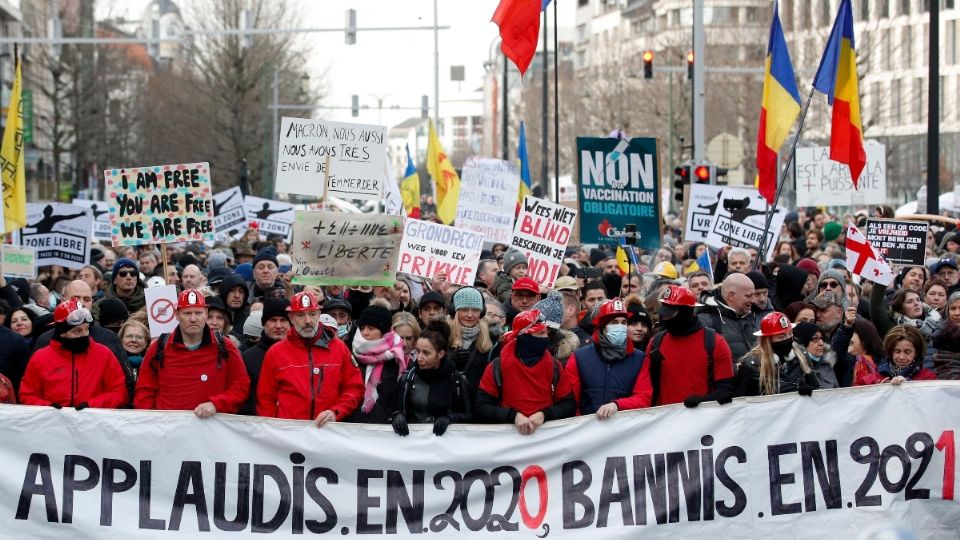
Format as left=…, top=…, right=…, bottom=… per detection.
left=552, top=0, right=560, bottom=204
left=753, top=86, right=816, bottom=271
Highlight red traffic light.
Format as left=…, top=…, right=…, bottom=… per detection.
left=686, top=51, right=695, bottom=64
left=674, top=166, right=689, bottom=179
left=694, top=165, right=710, bottom=182
left=642, top=50, right=654, bottom=62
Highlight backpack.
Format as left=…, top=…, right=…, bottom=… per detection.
left=648, top=328, right=716, bottom=405
left=491, top=356, right=562, bottom=401
left=151, top=331, right=230, bottom=371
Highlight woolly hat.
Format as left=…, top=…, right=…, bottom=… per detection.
left=206, top=267, right=233, bottom=287
left=452, top=287, right=484, bottom=312
left=235, top=262, right=253, bottom=282
left=97, top=298, right=129, bottom=329
left=322, top=297, right=353, bottom=314
left=590, top=248, right=610, bottom=267
left=796, top=258, right=820, bottom=278
left=792, top=322, right=821, bottom=349
left=207, top=251, right=228, bottom=270
left=244, top=310, right=264, bottom=338
left=358, top=305, right=393, bottom=335
left=502, top=248, right=529, bottom=275
left=817, top=269, right=847, bottom=290
left=112, top=258, right=138, bottom=278
left=252, top=246, right=279, bottom=268
left=746, top=270, right=770, bottom=291
left=823, top=222, right=842, bottom=242
left=261, top=298, right=290, bottom=324
left=533, top=290, right=564, bottom=328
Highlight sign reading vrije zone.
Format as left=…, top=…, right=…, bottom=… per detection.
left=576, top=137, right=662, bottom=251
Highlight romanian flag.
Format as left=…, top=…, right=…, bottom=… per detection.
left=517, top=121, right=532, bottom=212
left=756, top=1, right=800, bottom=205
left=401, top=144, right=421, bottom=219
left=812, top=0, right=866, bottom=187
left=0, top=55, right=25, bottom=232
left=426, top=120, right=460, bottom=225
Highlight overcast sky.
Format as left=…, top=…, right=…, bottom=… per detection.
left=98, top=0, right=576, bottom=128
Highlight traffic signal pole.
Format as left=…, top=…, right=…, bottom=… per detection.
left=692, top=0, right=705, bottom=162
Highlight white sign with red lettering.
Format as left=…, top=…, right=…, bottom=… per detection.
left=397, top=219, right=484, bottom=286
left=510, top=196, right=577, bottom=288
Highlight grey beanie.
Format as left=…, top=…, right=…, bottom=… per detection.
left=244, top=309, right=264, bottom=338
left=502, top=248, right=528, bottom=275
left=817, top=269, right=847, bottom=289
left=533, top=290, right=564, bottom=328
left=208, top=251, right=228, bottom=269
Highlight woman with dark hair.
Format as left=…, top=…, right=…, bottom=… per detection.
left=783, top=301, right=816, bottom=324
left=856, top=325, right=936, bottom=385
left=832, top=307, right=886, bottom=387
left=922, top=279, right=949, bottom=316
left=871, top=286, right=941, bottom=341
left=774, top=241, right=799, bottom=263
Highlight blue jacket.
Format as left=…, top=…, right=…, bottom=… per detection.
left=570, top=342, right=645, bottom=415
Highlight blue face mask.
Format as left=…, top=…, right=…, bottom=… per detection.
left=605, top=324, right=628, bottom=346
left=337, top=324, right=350, bottom=338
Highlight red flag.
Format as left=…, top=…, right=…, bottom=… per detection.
left=492, top=0, right=541, bottom=76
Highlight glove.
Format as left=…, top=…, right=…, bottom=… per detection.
left=433, top=416, right=451, bottom=436
left=797, top=383, right=816, bottom=397
left=391, top=413, right=409, bottom=437
left=75, top=402, right=89, bottom=411
left=683, top=395, right=704, bottom=408
left=50, top=402, right=62, bottom=409
left=716, top=393, right=733, bottom=405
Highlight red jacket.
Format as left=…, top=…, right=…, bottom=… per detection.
left=478, top=341, right=575, bottom=418
left=856, top=364, right=938, bottom=385
left=19, top=339, right=127, bottom=408
left=134, top=328, right=249, bottom=413
left=642, top=328, right=734, bottom=406
left=256, top=327, right=363, bottom=421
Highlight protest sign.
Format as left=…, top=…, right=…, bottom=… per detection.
left=14, top=203, right=91, bottom=269
left=865, top=218, right=928, bottom=267
left=795, top=140, right=886, bottom=207
left=291, top=210, right=402, bottom=286
left=510, top=196, right=577, bottom=288
left=105, top=162, right=214, bottom=246
left=1, top=245, right=35, bottom=279
left=276, top=117, right=386, bottom=200
left=576, top=137, right=663, bottom=251
left=684, top=184, right=724, bottom=243
left=2, top=383, right=959, bottom=539
left=244, top=196, right=295, bottom=241
left=144, top=285, right=179, bottom=338
left=696, top=185, right=787, bottom=261
left=70, top=199, right=112, bottom=242
left=212, top=187, right=247, bottom=240
left=382, top=150, right=405, bottom=216
left=845, top=221, right=895, bottom=286
left=397, top=219, right=484, bottom=286
left=455, top=156, right=520, bottom=244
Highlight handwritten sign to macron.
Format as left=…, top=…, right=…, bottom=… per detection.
left=105, top=162, right=214, bottom=247
left=276, top=117, right=386, bottom=200
left=291, top=211, right=402, bottom=287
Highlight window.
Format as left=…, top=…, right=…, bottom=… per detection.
left=821, top=0, right=832, bottom=25
left=903, top=26, right=913, bottom=68
left=782, top=0, right=793, bottom=30
left=948, top=20, right=957, bottom=65
left=871, top=81, right=881, bottom=123
left=916, top=78, right=926, bottom=123
left=892, top=79, right=902, bottom=122
left=746, top=7, right=758, bottom=21
left=941, top=76, right=946, bottom=120
left=882, top=32, right=892, bottom=70
left=576, top=23, right=587, bottom=42
left=861, top=0, right=870, bottom=20
left=900, top=0, right=910, bottom=16
left=861, top=30, right=872, bottom=69
left=578, top=0, right=589, bottom=6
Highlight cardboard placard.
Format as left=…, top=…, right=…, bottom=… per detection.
left=688, top=184, right=787, bottom=262
left=795, top=140, right=886, bottom=207
left=105, top=162, right=215, bottom=246
left=397, top=219, right=484, bottom=286
left=145, top=285, right=179, bottom=338
left=212, top=187, right=248, bottom=240
left=275, top=117, right=386, bottom=200
left=290, top=211, right=402, bottom=286
left=455, top=156, right=521, bottom=245
left=510, top=196, right=577, bottom=288
left=14, top=203, right=92, bottom=270
left=71, top=199, right=112, bottom=242
left=1, top=245, right=35, bottom=279
left=244, top=196, right=295, bottom=242
left=865, top=218, right=928, bottom=267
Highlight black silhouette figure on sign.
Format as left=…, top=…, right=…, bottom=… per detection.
left=27, top=205, right=86, bottom=234
left=698, top=193, right=722, bottom=214
left=89, top=204, right=108, bottom=220
left=253, top=203, right=288, bottom=220
left=213, top=190, right=238, bottom=215
left=728, top=198, right=777, bottom=223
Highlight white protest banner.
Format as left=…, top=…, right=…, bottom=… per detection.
left=701, top=185, right=787, bottom=261
left=105, top=162, right=215, bottom=246
left=144, top=284, right=178, bottom=337
left=383, top=150, right=405, bottom=216
left=2, top=383, right=959, bottom=539
left=70, top=199, right=112, bottom=242
left=291, top=210, right=402, bottom=287
left=1, top=244, right=35, bottom=279
left=212, top=187, right=248, bottom=240
left=795, top=140, right=886, bottom=207
left=684, top=184, right=724, bottom=243
left=244, top=195, right=295, bottom=241
left=276, top=117, right=386, bottom=200
left=397, top=219, right=484, bottom=286
left=455, top=156, right=520, bottom=244
left=14, top=203, right=92, bottom=270
left=510, top=196, right=577, bottom=288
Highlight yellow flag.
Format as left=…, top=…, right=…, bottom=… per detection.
left=426, top=120, right=460, bottom=225
left=0, top=59, right=25, bottom=232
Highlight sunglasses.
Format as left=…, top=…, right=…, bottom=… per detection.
left=819, top=280, right=841, bottom=289
left=116, top=269, right=138, bottom=278
left=809, top=335, right=825, bottom=342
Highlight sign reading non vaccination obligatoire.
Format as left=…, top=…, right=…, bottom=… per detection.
left=70, top=199, right=112, bottom=242
left=1, top=244, right=35, bottom=279
left=14, top=203, right=92, bottom=270
left=105, top=163, right=214, bottom=246
left=510, top=196, right=577, bottom=289
left=455, top=156, right=521, bottom=244
left=397, top=219, right=484, bottom=286
left=865, top=218, right=929, bottom=267
left=2, top=383, right=960, bottom=539
left=576, top=137, right=663, bottom=251
left=275, top=117, right=386, bottom=200
left=291, top=211, right=403, bottom=287
left=795, top=140, right=886, bottom=207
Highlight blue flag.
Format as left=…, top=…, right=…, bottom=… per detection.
left=696, top=249, right=713, bottom=280
left=542, top=0, right=552, bottom=10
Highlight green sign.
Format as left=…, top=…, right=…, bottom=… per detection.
left=575, top=137, right=663, bottom=251
left=21, top=90, right=32, bottom=144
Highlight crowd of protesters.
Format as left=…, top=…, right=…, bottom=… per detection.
left=0, top=203, right=952, bottom=436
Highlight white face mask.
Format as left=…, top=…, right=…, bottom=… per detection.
left=605, top=323, right=628, bottom=346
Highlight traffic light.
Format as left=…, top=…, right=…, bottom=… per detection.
left=686, top=51, right=694, bottom=80
left=421, top=95, right=429, bottom=119
left=693, top=164, right=710, bottom=183
left=673, top=164, right=690, bottom=202
left=345, top=9, right=357, bottom=45
left=642, top=50, right=654, bottom=79
left=351, top=95, right=359, bottom=117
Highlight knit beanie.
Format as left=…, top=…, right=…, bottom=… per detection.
left=746, top=270, right=770, bottom=291
left=533, top=290, right=564, bottom=328
left=796, top=258, right=820, bottom=278
left=793, top=322, right=820, bottom=348
left=97, top=298, right=129, bottom=329
left=206, top=266, right=233, bottom=287
left=261, top=298, right=290, bottom=324
left=112, top=258, right=138, bottom=277
left=244, top=310, right=264, bottom=338
left=590, top=247, right=609, bottom=267
left=502, top=248, right=529, bottom=275
left=252, top=246, right=279, bottom=268
left=235, top=262, right=253, bottom=282
left=818, top=269, right=847, bottom=289
left=207, top=251, right=228, bottom=269
left=452, top=287, right=484, bottom=312
left=823, top=222, right=842, bottom=242
left=357, top=305, right=393, bottom=335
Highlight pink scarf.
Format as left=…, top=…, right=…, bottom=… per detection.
left=352, top=331, right=408, bottom=413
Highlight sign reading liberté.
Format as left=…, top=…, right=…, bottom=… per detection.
left=275, top=117, right=386, bottom=201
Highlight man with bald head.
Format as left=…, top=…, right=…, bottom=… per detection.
left=696, top=272, right=759, bottom=360
left=181, top=264, right=206, bottom=290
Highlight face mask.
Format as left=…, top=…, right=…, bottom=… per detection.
left=57, top=335, right=90, bottom=353
left=515, top=334, right=550, bottom=364
left=337, top=324, right=350, bottom=338
left=605, top=324, right=628, bottom=346
left=771, top=339, right=794, bottom=359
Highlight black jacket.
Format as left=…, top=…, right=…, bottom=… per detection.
left=219, top=275, right=250, bottom=338
left=696, top=289, right=759, bottom=361
left=393, top=358, right=472, bottom=424
left=239, top=333, right=280, bottom=415
left=33, top=324, right=134, bottom=405
left=346, top=361, right=402, bottom=424
left=734, top=347, right=820, bottom=396
left=0, top=325, right=33, bottom=396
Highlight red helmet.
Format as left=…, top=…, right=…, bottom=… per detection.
left=53, top=299, right=93, bottom=325
left=593, top=298, right=628, bottom=328
left=177, top=289, right=206, bottom=310
left=659, top=285, right=701, bottom=307
left=288, top=291, right=320, bottom=313
left=512, top=309, right=547, bottom=336
left=754, top=311, right=795, bottom=337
